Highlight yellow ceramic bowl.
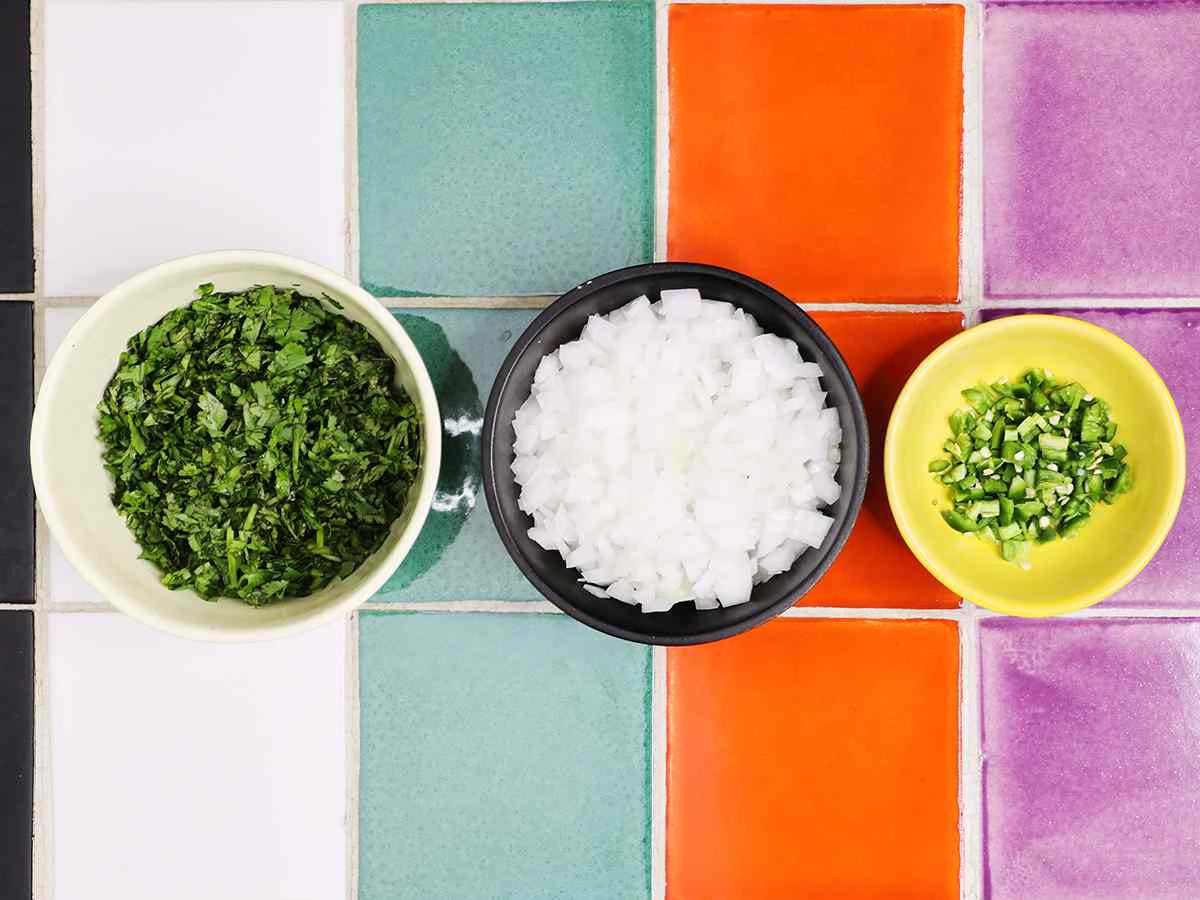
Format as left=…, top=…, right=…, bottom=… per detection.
left=885, top=314, right=1185, bottom=616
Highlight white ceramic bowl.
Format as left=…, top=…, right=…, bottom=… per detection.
left=31, top=251, right=441, bottom=641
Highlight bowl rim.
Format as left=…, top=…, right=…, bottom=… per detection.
left=884, top=313, right=1187, bottom=617
left=482, top=261, right=869, bottom=645
left=30, top=249, right=442, bottom=641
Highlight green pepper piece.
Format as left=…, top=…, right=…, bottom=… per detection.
left=942, top=509, right=979, bottom=533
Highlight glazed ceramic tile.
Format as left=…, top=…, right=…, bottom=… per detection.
left=357, top=3, right=654, bottom=297
left=802, top=312, right=962, bottom=607
left=984, top=4, right=1200, bottom=297
left=981, top=619, right=1200, bottom=899
left=982, top=308, right=1198, bottom=607
left=667, top=619, right=959, bottom=898
left=668, top=5, right=963, bottom=302
left=0, top=0, right=33, bottom=292
left=44, top=0, right=344, bottom=297
left=49, top=613, right=346, bottom=900
left=358, top=612, right=651, bottom=899
left=0, top=612, right=32, bottom=898
left=43, top=307, right=103, bottom=603
left=0, top=304, right=33, bottom=601
left=374, top=308, right=541, bottom=602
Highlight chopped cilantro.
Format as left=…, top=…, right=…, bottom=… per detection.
left=97, top=283, right=422, bottom=606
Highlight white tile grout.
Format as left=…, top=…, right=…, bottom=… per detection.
left=345, top=0, right=360, bottom=285
left=651, top=644, right=666, bottom=900
left=960, top=0, right=983, bottom=308
left=654, top=0, right=669, bottom=264
left=958, top=610, right=984, bottom=900
left=344, top=611, right=360, bottom=900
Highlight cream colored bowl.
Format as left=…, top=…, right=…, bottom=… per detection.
left=31, top=251, right=440, bottom=641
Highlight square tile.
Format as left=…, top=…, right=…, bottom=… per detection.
left=49, top=613, right=346, bottom=900
left=0, top=0, right=33, bottom=292
left=0, top=612, right=33, bottom=898
left=984, top=4, right=1200, bottom=297
left=44, top=0, right=344, bottom=297
left=981, top=619, right=1200, bottom=899
left=358, top=612, right=651, bottom=899
left=804, top=312, right=962, bottom=608
left=668, top=5, right=964, bottom=302
left=375, top=308, right=540, bottom=602
left=43, top=307, right=103, bottom=603
left=667, top=619, right=959, bottom=898
left=982, top=308, right=1198, bottom=607
left=357, top=2, right=655, bottom=297
left=0, top=303, right=33, bottom=601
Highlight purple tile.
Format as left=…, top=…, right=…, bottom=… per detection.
left=981, top=619, right=1200, bottom=900
left=984, top=5, right=1200, bottom=297
left=982, top=308, right=1198, bottom=607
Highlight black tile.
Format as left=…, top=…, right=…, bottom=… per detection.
left=0, top=304, right=33, bottom=601
left=0, top=1, right=33, bottom=292
left=0, top=612, right=32, bottom=899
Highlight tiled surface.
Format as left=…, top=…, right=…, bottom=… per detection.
left=13, top=2, right=1200, bottom=899
left=357, top=3, right=655, bottom=298
left=0, top=304, right=33, bottom=601
left=49, top=613, right=346, bottom=900
left=984, top=4, right=1200, bottom=298
left=0, top=612, right=33, bottom=898
left=0, top=0, right=33, bottom=292
left=44, top=0, right=345, bottom=297
left=358, top=612, right=651, bottom=899
left=980, top=619, right=1200, bottom=900
left=982, top=308, right=1198, bottom=608
left=375, top=309, right=540, bottom=602
left=42, top=307, right=102, bottom=604
left=804, top=312, right=963, bottom=608
left=667, top=619, right=960, bottom=898
left=668, top=4, right=964, bottom=302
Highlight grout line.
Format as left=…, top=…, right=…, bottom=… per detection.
left=378, top=295, right=555, bottom=309
left=654, top=0, right=669, bottom=263
left=958, top=609, right=984, bottom=900
left=30, top=0, right=51, bottom=896
left=344, top=0, right=359, bottom=285
left=781, top=604, right=965, bottom=619
left=0, top=294, right=36, bottom=302
left=651, top=644, right=666, bottom=900
left=40, top=296, right=94, bottom=308
left=344, top=611, right=360, bottom=900
left=959, top=0, right=983, bottom=308
left=358, top=599, right=559, bottom=613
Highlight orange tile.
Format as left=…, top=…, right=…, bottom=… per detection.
left=667, top=619, right=960, bottom=899
left=668, top=5, right=964, bottom=302
left=807, top=312, right=962, bottom=608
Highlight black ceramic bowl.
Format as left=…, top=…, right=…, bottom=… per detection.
left=482, top=263, right=868, bottom=645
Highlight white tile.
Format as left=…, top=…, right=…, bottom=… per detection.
left=49, top=613, right=347, bottom=900
left=42, top=306, right=84, bottom=364
left=43, top=307, right=105, bottom=602
left=44, top=1, right=345, bottom=297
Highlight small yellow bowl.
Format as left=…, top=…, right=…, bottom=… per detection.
left=885, top=314, right=1186, bottom=616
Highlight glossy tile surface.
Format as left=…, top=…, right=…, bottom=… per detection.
left=44, top=0, right=344, bottom=296
left=0, top=0, right=33, bottom=292
left=981, top=619, right=1200, bottom=900
left=376, top=308, right=540, bottom=601
left=0, top=612, right=32, bottom=898
left=42, top=308, right=105, bottom=603
left=667, top=619, right=959, bottom=898
left=0, top=304, right=33, bottom=601
left=49, top=613, right=346, bottom=900
left=984, top=4, right=1200, bottom=297
left=357, top=3, right=655, bottom=297
left=359, top=612, right=651, bottom=899
left=668, top=4, right=963, bottom=302
left=804, top=312, right=962, bottom=607
left=982, top=308, right=1197, bottom=607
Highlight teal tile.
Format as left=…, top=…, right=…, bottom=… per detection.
left=357, top=3, right=655, bottom=297
left=379, top=308, right=539, bottom=602
left=358, top=612, right=652, bottom=899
